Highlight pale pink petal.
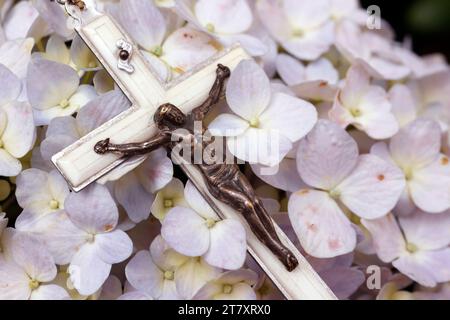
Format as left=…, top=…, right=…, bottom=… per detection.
left=339, top=64, right=370, bottom=108
left=337, top=155, right=406, bottom=219
left=125, top=250, right=163, bottom=297
left=399, top=210, right=450, bottom=251
left=393, top=188, right=417, bottom=217
left=26, top=59, right=79, bottom=110
left=409, top=155, right=450, bottom=213
left=10, top=232, right=56, bottom=282
left=0, top=63, right=21, bottom=105
left=32, top=0, right=72, bottom=39
left=389, top=84, right=417, bottom=127
left=389, top=119, right=441, bottom=169
left=0, top=38, right=34, bottom=78
left=115, top=172, right=155, bottom=223
left=1, top=101, right=35, bottom=158
left=393, top=249, right=450, bottom=287
left=204, top=219, right=247, bottom=270
left=68, top=243, right=111, bottom=296
left=119, top=0, right=166, bottom=51
left=259, top=93, right=318, bottom=142
left=161, top=206, right=210, bottom=257
left=136, top=148, right=174, bottom=193
left=226, top=60, right=270, bottom=120
left=276, top=53, right=306, bottom=86
left=0, top=258, right=31, bottom=300
left=361, top=214, right=406, bottom=263
left=195, top=0, right=252, bottom=34
left=208, top=114, right=250, bottom=137
left=184, top=180, right=218, bottom=220
left=16, top=169, right=52, bottom=213
left=0, top=149, right=21, bottom=176
left=218, top=33, right=267, bottom=57
left=283, top=0, right=331, bottom=30
left=95, top=230, right=133, bottom=264
left=227, top=128, right=293, bottom=166
left=288, top=189, right=356, bottom=258
left=297, top=120, right=359, bottom=190
left=65, top=183, right=118, bottom=234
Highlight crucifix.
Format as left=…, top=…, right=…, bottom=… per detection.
left=51, top=0, right=337, bottom=300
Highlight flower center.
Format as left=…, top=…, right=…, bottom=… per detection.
left=329, top=189, right=341, bottom=199
left=206, top=218, right=216, bottom=229
left=29, top=279, right=40, bottom=290
left=164, top=270, right=174, bottom=280
left=350, top=108, right=362, bottom=117
left=249, top=118, right=260, bottom=128
left=152, top=46, right=163, bottom=57
left=406, top=242, right=418, bottom=254
left=404, top=167, right=414, bottom=181
left=164, top=199, right=174, bottom=208
left=49, top=199, right=59, bottom=210
left=60, top=99, right=70, bottom=109
left=292, top=28, right=305, bottom=37
left=222, top=284, right=233, bottom=294
left=86, top=233, right=96, bottom=243
left=206, top=23, right=215, bottom=33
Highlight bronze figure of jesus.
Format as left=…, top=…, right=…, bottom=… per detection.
left=94, top=64, right=299, bottom=271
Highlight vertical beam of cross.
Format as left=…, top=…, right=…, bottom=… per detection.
left=51, top=1, right=337, bottom=300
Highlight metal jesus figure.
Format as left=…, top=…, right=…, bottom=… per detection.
left=94, top=64, right=299, bottom=272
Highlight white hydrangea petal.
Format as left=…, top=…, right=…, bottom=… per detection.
left=68, top=85, right=97, bottom=110
left=161, top=206, right=210, bottom=257
left=29, top=284, right=69, bottom=300
left=0, top=63, right=21, bottom=105
left=389, top=84, right=417, bottom=127
left=283, top=0, right=331, bottom=30
left=119, top=0, right=166, bottom=51
left=399, top=211, right=450, bottom=251
left=338, top=155, right=406, bottom=220
left=288, top=189, right=356, bottom=258
left=151, top=178, right=187, bottom=220
left=361, top=214, right=406, bottom=263
left=393, top=249, right=450, bottom=287
left=184, top=180, right=218, bottom=220
left=16, top=169, right=53, bottom=213
left=0, top=149, right=21, bottom=176
left=10, top=232, right=56, bottom=282
left=2, top=101, right=35, bottom=158
left=297, top=120, right=359, bottom=190
left=136, top=148, right=173, bottom=194
left=142, top=50, right=172, bottom=83
left=68, top=243, right=111, bottom=296
left=93, top=70, right=115, bottom=94
left=276, top=53, right=306, bottom=86
left=48, top=170, right=70, bottom=206
left=0, top=257, right=31, bottom=300
left=218, top=33, right=267, bottom=57
left=227, top=128, right=293, bottom=167
left=115, top=172, right=155, bottom=223
left=32, top=0, right=72, bottom=39
left=0, top=38, right=34, bottom=78
left=161, top=26, right=218, bottom=73
left=64, top=183, right=118, bottom=234
left=226, top=60, right=271, bottom=120
left=409, top=155, right=450, bottom=213
left=215, top=282, right=257, bottom=300
left=291, top=80, right=338, bottom=102
left=31, top=211, right=87, bottom=265
left=95, top=230, right=133, bottom=264
left=208, top=114, right=250, bottom=137
left=195, top=0, right=252, bottom=34
left=259, top=92, right=318, bottom=142
left=393, top=188, right=417, bottom=217
left=282, top=21, right=335, bottom=61
left=175, top=258, right=220, bottom=299
left=26, top=59, right=79, bottom=110
left=40, top=134, right=78, bottom=162
left=125, top=250, right=163, bottom=297
left=390, top=119, right=441, bottom=169
left=251, top=157, right=306, bottom=193
left=76, top=90, right=130, bottom=135
left=305, top=58, right=339, bottom=84
left=3, top=1, right=39, bottom=40
left=150, top=235, right=189, bottom=271
left=204, top=219, right=247, bottom=270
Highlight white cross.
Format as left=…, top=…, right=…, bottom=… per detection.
left=52, top=1, right=336, bottom=300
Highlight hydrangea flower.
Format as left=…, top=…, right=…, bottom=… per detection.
left=175, top=0, right=266, bottom=56
left=26, top=58, right=97, bottom=125
left=371, top=119, right=450, bottom=215
left=0, top=231, right=69, bottom=300
left=162, top=181, right=247, bottom=270
left=289, top=120, right=405, bottom=258
left=209, top=60, right=317, bottom=166
left=151, top=178, right=188, bottom=221
left=363, top=211, right=450, bottom=287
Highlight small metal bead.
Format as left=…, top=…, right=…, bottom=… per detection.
left=119, top=50, right=130, bottom=61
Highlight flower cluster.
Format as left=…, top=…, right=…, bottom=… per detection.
left=0, top=0, right=449, bottom=300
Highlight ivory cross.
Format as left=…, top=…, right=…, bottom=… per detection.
left=51, top=0, right=336, bottom=300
